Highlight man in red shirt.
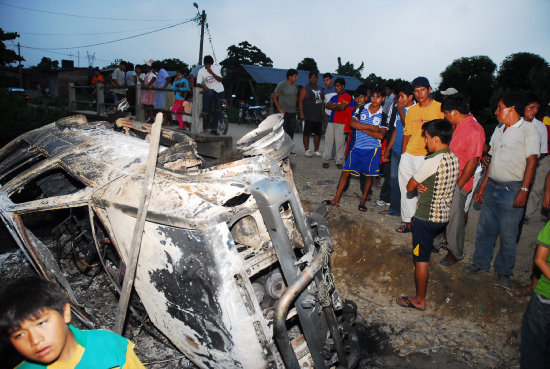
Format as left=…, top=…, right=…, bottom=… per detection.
left=322, top=78, right=352, bottom=169
left=438, top=93, right=485, bottom=266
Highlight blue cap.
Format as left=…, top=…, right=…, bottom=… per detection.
left=411, top=76, right=430, bottom=89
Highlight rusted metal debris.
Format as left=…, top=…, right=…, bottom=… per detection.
left=0, top=114, right=358, bottom=369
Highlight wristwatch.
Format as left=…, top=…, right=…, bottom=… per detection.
left=520, top=187, right=529, bottom=192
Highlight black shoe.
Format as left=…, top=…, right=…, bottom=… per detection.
left=464, top=264, right=488, bottom=275
left=497, top=274, right=512, bottom=288
left=210, top=130, right=219, bottom=135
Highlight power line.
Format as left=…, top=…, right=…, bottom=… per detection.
left=21, top=19, right=198, bottom=50
left=0, top=2, right=181, bottom=22
left=18, top=25, right=175, bottom=36
left=16, top=46, right=113, bottom=64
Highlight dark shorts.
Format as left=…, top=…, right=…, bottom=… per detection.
left=412, top=218, right=447, bottom=262
left=343, top=147, right=381, bottom=176
left=303, top=120, right=323, bottom=136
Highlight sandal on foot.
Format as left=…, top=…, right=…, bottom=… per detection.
left=358, top=205, right=367, bottom=212
left=396, top=296, right=426, bottom=311
left=395, top=223, right=412, bottom=233
left=322, top=163, right=329, bottom=169
left=322, top=199, right=338, bottom=206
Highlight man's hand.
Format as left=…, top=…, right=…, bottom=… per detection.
left=417, top=183, right=427, bottom=193
left=474, top=187, right=485, bottom=203
left=513, top=190, right=528, bottom=208
left=300, top=112, right=305, bottom=120
left=397, top=99, right=405, bottom=111
left=382, top=151, right=390, bottom=163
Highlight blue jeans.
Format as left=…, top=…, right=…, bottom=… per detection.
left=521, top=294, right=550, bottom=369
left=389, top=150, right=402, bottom=215
left=472, top=179, right=524, bottom=276
left=202, top=90, right=224, bottom=131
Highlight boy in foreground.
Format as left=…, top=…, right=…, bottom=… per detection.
left=0, top=276, right=145, bottom=368
left=396, top=119, right=459, bottom=310
left=521, top=217, right=550, bottom=369
left=323, top=85, right=387, bottom=210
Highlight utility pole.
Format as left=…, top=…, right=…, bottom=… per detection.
left=198, top=10, right=206, bottom=65
left=17, top=42, right=22, bottom=88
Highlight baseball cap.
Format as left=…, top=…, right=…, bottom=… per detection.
left=411, top=76, right=430, bottom=89
left=441, top=87, right=458, bottom=96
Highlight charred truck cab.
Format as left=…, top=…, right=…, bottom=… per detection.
left=0, top=114, right=358, bottom=369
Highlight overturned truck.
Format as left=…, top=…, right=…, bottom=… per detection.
left=0, top=114, right=358, bottom=369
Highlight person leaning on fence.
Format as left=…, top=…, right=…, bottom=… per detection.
left=152, top=61, right=171, bottom=125
left=171, top=70, right=190, bottom=130
left=141, top=61, right=157, bottom=123
left=197, top=55, right=225, bottom=135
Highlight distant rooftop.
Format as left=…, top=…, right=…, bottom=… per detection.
left=240, top=64, right=363, bottom=91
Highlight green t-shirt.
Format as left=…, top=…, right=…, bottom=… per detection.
left=412, top=148, right=460, bottom=223
left=534, top=221, right=550, bottom=299
left=274, top=80, right=298, bottom=113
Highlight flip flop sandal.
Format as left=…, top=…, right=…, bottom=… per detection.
left=395, top=224, right=412, bottom=233
left=396, top=296, right=426, bottom=311
left=322, top=199, right=338, bottom=206
left=322, top=163, right=329, bottom=168
left=358, top=205, right=367, bottom=212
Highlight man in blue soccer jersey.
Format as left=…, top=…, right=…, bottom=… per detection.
left=323, top=85, right=387, bottom=211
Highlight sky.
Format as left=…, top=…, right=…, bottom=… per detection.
left=2, top=0, right=549, bottom=88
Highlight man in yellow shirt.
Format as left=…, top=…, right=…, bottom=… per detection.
left=396, top=77, right=444, bottom=233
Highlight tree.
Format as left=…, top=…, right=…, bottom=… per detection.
left=496, top=52, right=549, bottom=92
left=439, top=56, right=497, bottom=115
left=363, top=73, right=385, bottom=89
left=220, top=41, right=273, bottom=74
left=0, top=28, right=24, bottom=67
left=32, top=57, right=59, bottom=73
left=160, top=58, right=189, bottom=74
left=297, top=57, right=319, bottom=73
left=335, top=57, right=364, bottom=79
left=220, top=41, right=273, bottom=103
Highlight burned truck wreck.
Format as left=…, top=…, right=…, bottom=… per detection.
left=0, top=114, right=358, bottom=369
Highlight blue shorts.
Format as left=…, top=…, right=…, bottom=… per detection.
left=343, top=147, right=380, bottom=176
left=411, top=218, right=447, bottom=262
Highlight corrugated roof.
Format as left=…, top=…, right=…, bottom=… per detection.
left=240, top=64, right=363, bottom=91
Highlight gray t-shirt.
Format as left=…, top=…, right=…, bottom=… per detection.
left=489, top=118, right=540, bottom=182
left=275, top=80, right=298, bottom=113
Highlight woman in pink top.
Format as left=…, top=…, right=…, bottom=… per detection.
left=141, top=62, right=157, bottom=122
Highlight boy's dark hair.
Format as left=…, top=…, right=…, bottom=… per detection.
left=441, top=92, right=470, bottom=114
left=176, top=69, right=186, bottom=75
left=422, top=119, right=453, bottom=145
left=308, top=71, right=318, bottom=78
left=323, top=72, right=333, bottom=80
left=286, top=68, right=298, bottom=79
left=524, top=93, right=540, bottom=106
left=151, top=60, right=163, bottom=70
left=119, top=61, right=127, bottom=67
left=0, top=276, right=68, bottom=337
left=371, top=85, right=385, bottom=96
left=334, top=77, right=345, bottom=86
left=203, top=55, right=214, bottom=65
left=499, top=92, right=525, bottom=115
left=355, top=84, right=368, bottom=97
left=396, top=82, right=413, bottom=96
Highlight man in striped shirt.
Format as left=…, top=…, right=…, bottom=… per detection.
left=323, top=85, right=388, bottom=210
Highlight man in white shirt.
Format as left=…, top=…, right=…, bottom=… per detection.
left=524, top=93, right=549, bottom=222
left=110, top=61, right=127, bottom=103
left=196, top=55, right=225, bottom=135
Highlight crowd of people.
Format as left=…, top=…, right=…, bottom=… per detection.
left=275, top=69, right=549, bottom=367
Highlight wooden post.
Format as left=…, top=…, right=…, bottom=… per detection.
left=191, top=86, right=203, bottom=134
left=96, top=83, right=105, bottom=116
left=113, top=113, right=163, bottom=334
left=68, top=82, right=76, bottom=112
left=135, top=84, right=144, bottom=121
